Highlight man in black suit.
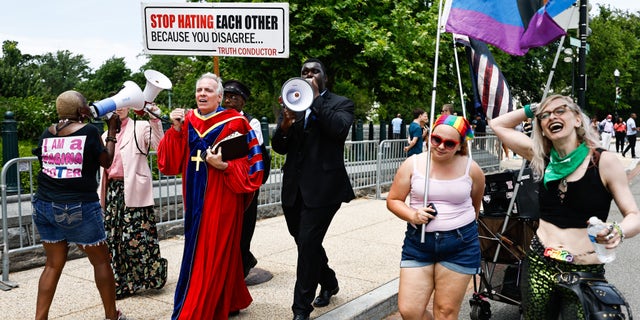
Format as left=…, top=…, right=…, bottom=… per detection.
left=272, top=58, right=355, bottom=320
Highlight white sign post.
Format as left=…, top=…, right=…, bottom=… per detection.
left=141, top=2, right=289, bottom=58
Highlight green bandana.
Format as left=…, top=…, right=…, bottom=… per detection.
left=543, top=142, right=590, bottom=189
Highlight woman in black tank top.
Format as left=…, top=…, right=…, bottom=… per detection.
left=490, top=94, right=640, bottom=319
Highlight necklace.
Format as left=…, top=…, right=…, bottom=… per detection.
left=54, top=119, right=79, bottom=134
left=557, top=177, right=568, bottom=204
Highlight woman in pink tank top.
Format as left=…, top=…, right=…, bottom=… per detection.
left=387, top=114, right=485, bottom=320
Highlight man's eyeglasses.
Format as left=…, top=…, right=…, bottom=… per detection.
left=431, top=134, right=460, bottom=150
left=537, top=105, right=568, bottom=121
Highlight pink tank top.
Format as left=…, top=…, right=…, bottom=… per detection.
left=409, top=155, right=476, bottom=232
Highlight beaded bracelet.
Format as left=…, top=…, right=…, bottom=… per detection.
left=613, top=221, right=625, bottom=243
left=105, top=136, right=117, bottom=144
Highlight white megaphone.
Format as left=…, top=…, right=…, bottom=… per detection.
left=142, top=69, right=172, bottom=118
left=281, top=77, right=314, bottom=112
left=90, top=81, right=144, bottom=118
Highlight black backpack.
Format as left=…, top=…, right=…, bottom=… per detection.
left=245, top=113, right=271, bottom=184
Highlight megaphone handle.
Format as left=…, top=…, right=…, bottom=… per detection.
left=144, top=105, right=163, bottom=119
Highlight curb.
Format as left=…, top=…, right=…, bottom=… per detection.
left=316, top=279, right=399, bottom=320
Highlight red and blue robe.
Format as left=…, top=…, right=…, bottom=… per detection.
left=157, top=106, right=264, bottom=319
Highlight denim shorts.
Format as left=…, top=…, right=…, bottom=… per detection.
left=32, top=198, right=106, bottom=246
left=400, top=221, right=481, bottom=274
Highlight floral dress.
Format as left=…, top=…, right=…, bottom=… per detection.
left=104, top=179, right=167, bottom=299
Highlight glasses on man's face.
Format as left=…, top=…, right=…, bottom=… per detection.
left=537, top=105, right=568, bottom=121
left=431, top=134, right=460, bottom=150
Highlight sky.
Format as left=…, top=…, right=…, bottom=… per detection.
left=1, top=0, right=639, bottom=72
left=0, top=0, right=178, bottom=71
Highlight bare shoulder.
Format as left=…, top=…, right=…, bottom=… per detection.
left=597, top=150, right=628, bottom=185
left=397, top=154, right=416, bottom=174
left=598, top=150, right=624, bottom=170
left=469, top=159, right=485, bottom=180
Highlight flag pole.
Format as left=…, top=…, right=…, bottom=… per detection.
left=421, top=0, right=446, bottom=243
left=452, top=38, right=471, bottom=159
left=543, top=36, right=567, bottom=102
left=498, top=34, right=568, bottom=242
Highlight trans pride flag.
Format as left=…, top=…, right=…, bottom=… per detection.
left=445, top=0, right=576, bottom=56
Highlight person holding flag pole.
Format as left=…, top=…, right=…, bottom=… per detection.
left=386, top=2, right=485, bottom=319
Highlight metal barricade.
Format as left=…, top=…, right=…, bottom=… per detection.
left=1, top=138, right=502, bottom=290
left=1, top=157, right=36, bottom=290
left=469, top=135, right=503, bottom=172
left=345, top=140, right=379, bottom=192
left=376, top=139, right=408, bottom=199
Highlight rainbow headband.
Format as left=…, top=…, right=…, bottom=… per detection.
left=432, top=115, right=474, bottom=140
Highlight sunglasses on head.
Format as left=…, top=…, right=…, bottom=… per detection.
left=430, top=134, right=460, bottom=150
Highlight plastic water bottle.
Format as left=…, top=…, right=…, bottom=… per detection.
left=587, top=216, right=616, bottom=263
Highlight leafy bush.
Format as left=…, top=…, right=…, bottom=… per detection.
left=0, top=96, right=57, bottom=141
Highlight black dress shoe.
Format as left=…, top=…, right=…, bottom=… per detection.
left=293, top=313, right=310, bottom=320
left=228, top=310, right=240, bottom=317
left=312, top=286, right=339, bottom=307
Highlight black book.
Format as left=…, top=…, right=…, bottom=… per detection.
left=201, top=132, right=249, bottom=162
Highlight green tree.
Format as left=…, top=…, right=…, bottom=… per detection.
left=215, top=0, right=457, bottom=123
left=78, top=56, right=131, bottom=102
left=37, top=50, right=90, bottom=99
left=0, top=40, right=42, bottom=98
left=585, top=5, right=640, bottom=117
left=131, top=55, right=181, bottom=108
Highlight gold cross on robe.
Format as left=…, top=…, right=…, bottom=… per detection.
left=191, top=149, right=205, bottom=171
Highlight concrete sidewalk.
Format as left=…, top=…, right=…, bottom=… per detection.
left=2, top=152, right=637, bottom=320
left=1, top=197, right=407, bottom=320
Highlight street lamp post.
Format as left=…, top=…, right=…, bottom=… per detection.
left=614, top=69, right=620, bottom=119
left=563, top=48, right=575, bottom=99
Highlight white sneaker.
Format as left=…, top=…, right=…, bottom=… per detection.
left=117, top=310, right=129, bottom=320
left=106, top=310, right=129, bottom=320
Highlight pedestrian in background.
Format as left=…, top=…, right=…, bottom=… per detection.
left=471, top=114, right=486, bottom=150
left=404, top=108, right=428, bottom=156
left=391, top=113, right=403, bottom=139
left=614, top=116, right=626, bottom=153
left=441, top=104, right=453, bottom=116
left=599, top=114, right=614, bottom=150
left=622, top=113, right=637, bottom=158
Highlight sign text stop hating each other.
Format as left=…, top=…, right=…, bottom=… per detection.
left=142, top=3, right=289, bottom=58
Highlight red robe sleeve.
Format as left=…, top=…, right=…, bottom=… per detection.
left=157, top=126, right=187, bottom=176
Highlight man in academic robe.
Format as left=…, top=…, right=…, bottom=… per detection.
left=157, top=72, right=264, bottom=319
